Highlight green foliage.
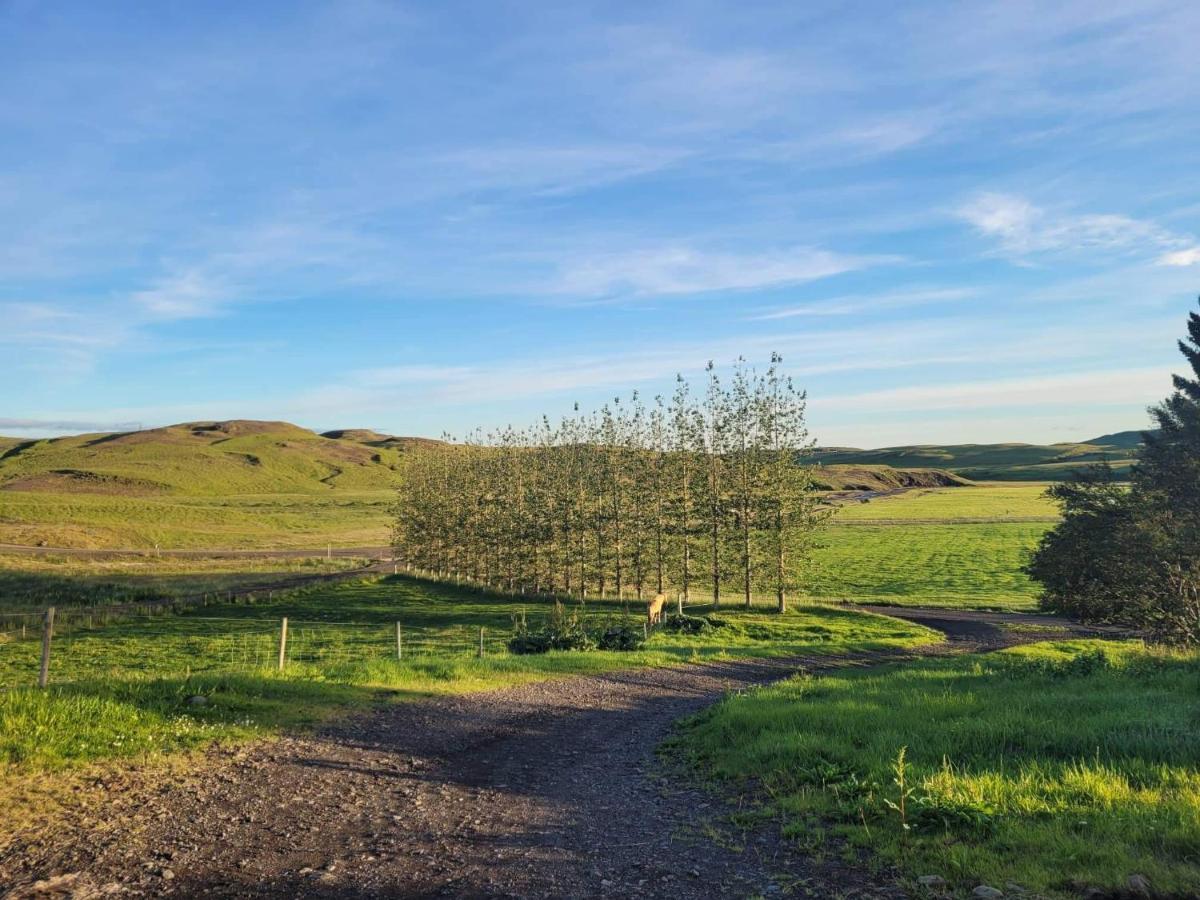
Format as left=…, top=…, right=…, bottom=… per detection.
left=394, top=356, right=825, bottom=614
left=507, top=603, right=596, bottom=654
left=595, top=620, right=646, bottom=651
left=677, top=640, right=1200, bottom=897
left=662, top=613, right=726, bottom=634
left=1030, top=300, right=1200, bottom=644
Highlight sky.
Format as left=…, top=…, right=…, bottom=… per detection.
left=2, top=0, right=1199, bottom=448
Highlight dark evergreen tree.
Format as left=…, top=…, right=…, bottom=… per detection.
left=1029, top=299, right=1200, bottom=643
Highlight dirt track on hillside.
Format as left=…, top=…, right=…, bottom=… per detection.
left=0, top=611, right=1109, bottom=899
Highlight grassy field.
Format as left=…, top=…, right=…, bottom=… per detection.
left=674, top=640, right=1200, bottom=898
left=807, top=483, right=1054, bottom=610
left=811, top=523, right=1049, bottom=610
left=0, top=490, right=394, bottom=549
left=831, top=484, right=1059, bottom=522
left=0, top=553, right=369, bottom=611
left=0, top=576, right=936, bottom=774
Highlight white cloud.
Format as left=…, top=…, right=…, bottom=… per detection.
left=131, top=271, right=227, bottom=320
left=551, top=245, right=876, bottom=298
left=750, top=287, right=974, bottom=321
left=957, top=192, right=1194, bottom=261
left=1157, top=247, right=1200, bottom=267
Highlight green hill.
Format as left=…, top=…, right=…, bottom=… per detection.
left=812, top=434, right=1143, bottom=481
left=0, top=420, right=416, bottom=496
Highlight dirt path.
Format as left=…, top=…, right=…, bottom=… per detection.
left=1, top=613, right=1107, bottom=899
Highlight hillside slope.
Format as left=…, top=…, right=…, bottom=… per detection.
left=0, top=420, right=410, bottom=495
left=813, top=434, right=1142, bottom=481
left=813, top=465, right=970, bottom=491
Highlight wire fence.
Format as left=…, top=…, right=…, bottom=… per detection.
left=0, top=609, right=516, bottom=691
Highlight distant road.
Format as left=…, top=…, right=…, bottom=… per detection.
left=0, top=543, right=395, bottom=560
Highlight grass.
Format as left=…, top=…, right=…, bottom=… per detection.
left=0, top=575, right=937, bottom=775
left=831, top=483, right=1059, bottom=522
left=0, top=553, right=368, bottom=612
left=810, top=523, right=1049, bottom=610
left=807, top=483, right=1057, bottom=611
left=673, top=640, right=1200, bottom=898
left=0, top=490, right=395, bottom=548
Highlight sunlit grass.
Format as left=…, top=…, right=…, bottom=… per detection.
left=674, top=640, right=1200, bottom=897
left=810, top=523, right=1049, bottom=610
left=831, top=483, right=1058, bottom=522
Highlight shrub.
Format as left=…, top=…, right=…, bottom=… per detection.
left=662, top=613, right=727, bottom=634
left=507, top=602, right=595, bottom=654
left=596, top=621, right=645, bottom=652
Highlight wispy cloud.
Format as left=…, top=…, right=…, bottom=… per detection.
left=957, top=192, right=1195, bottom=261
left=749, top=287, right=975, bottom=321
left=131, top=271, right=228, bottom=320
left=549, top=245, right=880, bottom=298
left=0, top=417, right=143, bottom=434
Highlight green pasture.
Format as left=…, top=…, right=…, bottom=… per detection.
left=810, top=523, right=1048, bottom=610
left=0, top=490, right=394, bottom=549
left=831, top=483, right=1058, bottom=522
left=674, top=640, right=1200, bottom=897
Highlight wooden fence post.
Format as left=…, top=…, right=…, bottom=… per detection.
left=38, top=607, right=55, bottom=688
left=478, top=626, right=485, bottom=658
left=396, top=622, right=403, bottom=660
left=277, top=617, right=289, bottom=671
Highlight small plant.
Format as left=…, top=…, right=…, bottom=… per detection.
left=883, top=746, right=913, bottom=839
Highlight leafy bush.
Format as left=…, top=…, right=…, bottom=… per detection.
left=662, top=613, right=727, bottom=634
left=507, top=602, right=596, bottom=655
left=596, top=621, right=645, bottom=652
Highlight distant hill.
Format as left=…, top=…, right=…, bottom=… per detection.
left=812, top=433, right=1144, bottom=481
left=0, top=419, right=975, bottom=498
left=1083, top=430, right=1146, bottom=450
left=0, top=420, right=418, bottom=496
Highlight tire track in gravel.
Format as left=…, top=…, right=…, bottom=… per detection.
left=1, top=612, right=1109, bottom=899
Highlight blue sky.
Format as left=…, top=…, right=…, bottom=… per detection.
left=3, top=0, right=1198, bottom=447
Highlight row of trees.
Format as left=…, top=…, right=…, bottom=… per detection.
left=393, top=356, right=827, bottom=612
left=1029, top=299, right=1200, bottom=644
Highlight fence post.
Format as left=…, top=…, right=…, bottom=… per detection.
left=478, top=626, right=484, bottom=658
left=396, top=622, right=403, bottom=660
left=277, top=617, right=289, bottom=671
left=38, top=607, right=55, bottom=688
